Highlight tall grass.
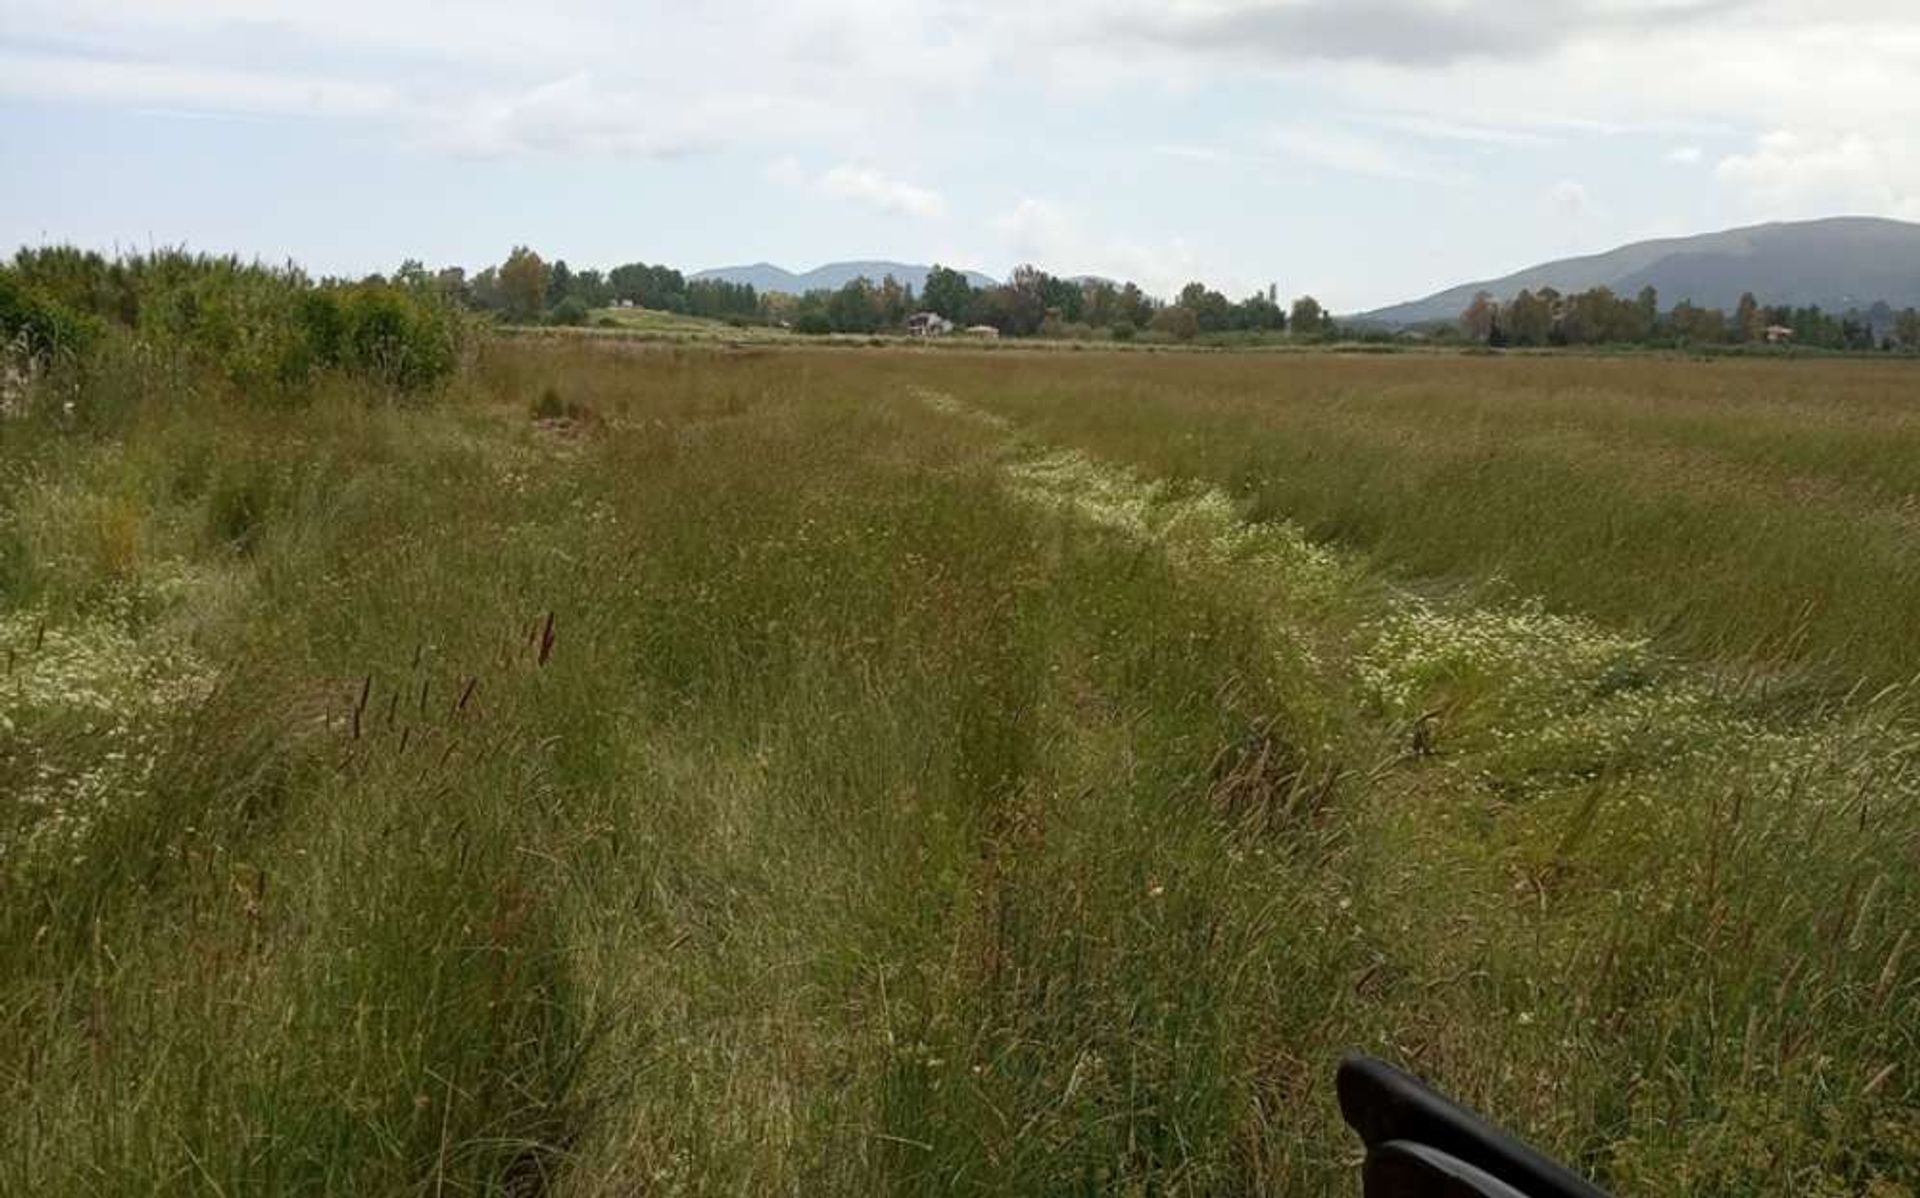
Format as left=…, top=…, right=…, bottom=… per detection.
left=897, top=350, right=1920, bottom=688
left=1, top=339, right=1914, bottom=1195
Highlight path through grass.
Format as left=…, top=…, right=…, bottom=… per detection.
left=1, top=343, right=1914, bottom=1195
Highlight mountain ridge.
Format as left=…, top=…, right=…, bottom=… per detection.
left=1353, top=217, right=1920, bottom=327
left=691, top=260, right=999, bottom=295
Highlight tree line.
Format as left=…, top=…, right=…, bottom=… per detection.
left=1459, top=285, right=1920, bottom=351
left=441, top=246, right=1338, bottom=342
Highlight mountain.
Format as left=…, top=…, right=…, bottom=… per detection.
left=690, top=261, right=999, bottom=295
left=1353, top=217, right=1920, bottom=327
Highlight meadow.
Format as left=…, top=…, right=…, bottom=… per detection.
left=2, top=332, right=1915, bottom=1195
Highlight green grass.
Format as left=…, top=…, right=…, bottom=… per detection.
left=581, top=306, right=794, bottom=341
left=894, top=350, right=1920, bottom=689
left=1, top=340, right=1915, bottom=1195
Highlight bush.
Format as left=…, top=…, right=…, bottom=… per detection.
left=341, top=285, right=458, bottom=390
left=548, top=297, right=590, bottom=327
left=6, top=248, right=465, bottom=400
left=794, top=312, right=833, bottom=336
left=0, top=270, right=102, bottom=363
left=1149, top=307, right=1199, bottom=343
left=1109, top=321, right=1136, bottom=343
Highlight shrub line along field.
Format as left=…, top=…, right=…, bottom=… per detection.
left=2, top=334, right=1916, bottom=1195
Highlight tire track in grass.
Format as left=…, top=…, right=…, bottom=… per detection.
left=909, top=382, right=1920, bottom=1194
left=909, top=384, right=1917, bottom=818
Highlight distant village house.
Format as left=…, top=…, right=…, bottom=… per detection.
left=905, top=311, right=953, bottom=337
left=1765, top=325, right=1794, bottom=344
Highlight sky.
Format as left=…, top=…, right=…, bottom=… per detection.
left=5, top=1, right=1920, bottom=312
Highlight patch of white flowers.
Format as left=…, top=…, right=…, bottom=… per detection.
left=1003, top=447, right=1351, bottom=605
left=911, top=385, right=1011, bottom=432
left=922, top=386, right=1920, bottom=815
left=1, top=604, right=216, bottom=872
left=1357, top=599, right=1653, bottom=720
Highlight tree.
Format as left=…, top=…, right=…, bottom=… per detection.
left=498, top=246, right=549, bottom=323
left=608, top=261, right=687, bottom=310
left=1897, top=308, right=1920, bottom=350
left=1036, top=272, right=1084, bottom=322
left=922, top=265, right=975, bottom=321
left=467, top=266, right=502, bottom=313
left=1117, top=283, right=1156, bottom=328
left=1290, top=296, right=1331, bottom=337
left=827, top=277, right=881, bottom=333
left=434, top=266, right=470, bottom=307
left=1633, top=286, right=1659, bottom=342
left=1150, top=305, right=1199, bottom=342
left=1233, top=291, right=1286, bottom=332
left=1734, top=292, right=1762, bottom=343
left=1461, top=291, right=1497, bottom=342
left=573, top=268, right=612, bottom=309
left=546, top=259, right=575, bottom=310
left=1505, top=289, right=1553, bottom=346
left=1081, top=280, right=1119, bottom=326
left=972, top=270, right=1046, bottom=336
left=1177, top=281, right=1233, bottom=334
left=876, top=275, right=913, bottom=328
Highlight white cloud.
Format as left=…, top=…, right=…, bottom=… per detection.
left=1364, top=113, right=1555, bottom=147
left=817, top=165, right=946, bottom=219
left=1716, top=129, right=1920, bottom=219
left=440, top=73, right=744, bottom=158
left=1549, top=178, right=1596, bottom=219
left=1266, top=124, right=1468, bottom=184
left=768, top=160, right=946, bottom=219
left=0, top=50, right=398, bottom=118
left=1666, top=145, right=1704, bottom=164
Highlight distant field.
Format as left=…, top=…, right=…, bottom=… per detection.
left=3, top=341, right=1915, bottom=1195
left=583, top=306, right=795, bottom=341
left=897, top=350, right=1920, bottom=688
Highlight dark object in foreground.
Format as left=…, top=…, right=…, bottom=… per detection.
left=1337, top=1054, right=1613, bottom=1198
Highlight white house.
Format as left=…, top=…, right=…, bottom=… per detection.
left=905, top=311, right=954, bottom=337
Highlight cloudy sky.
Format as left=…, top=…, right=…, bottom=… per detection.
left=4, top=1, right=1918, bottom=310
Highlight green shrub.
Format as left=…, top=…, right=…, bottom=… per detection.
left=5, top=248, right=465, bottom=400
left=0, top=270, right=102, bottom=362
left=548, top=297, right=590, bottom=327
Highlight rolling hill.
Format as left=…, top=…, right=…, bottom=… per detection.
left=1354, top=217, right=1920, bottom=327
left=690, top=260, right=999, bottom=295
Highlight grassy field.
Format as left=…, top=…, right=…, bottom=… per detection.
left=2, top=339, right=1915, bottom=1195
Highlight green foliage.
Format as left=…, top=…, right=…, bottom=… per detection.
left=0, top=268, right=103, bottom=362
left=1290, top=295, right=1330, bottom=337
left=922, top=264, right=976, bottom=321
left=2, top=247, right=464, bottom=400
left=1469, top=283, right=1896, bottom=351
left=1150, top=304, right=1199, bottom=342
left=826, top=277, right=882, bottom=334
left=548, top=296, right=591, bottom=327
left=498, top=245, right=549, bottom=323
left=607, top=260, right=688, bottom=310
